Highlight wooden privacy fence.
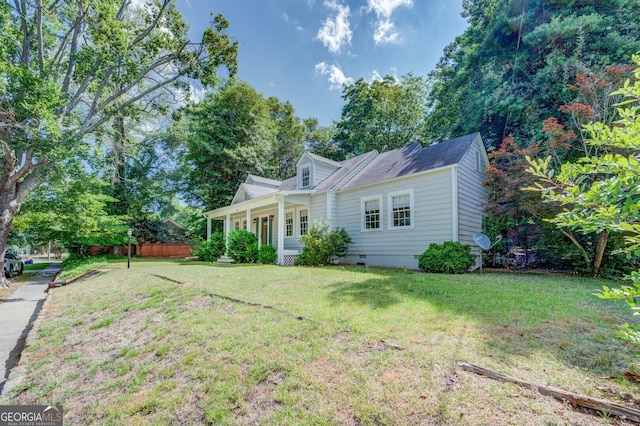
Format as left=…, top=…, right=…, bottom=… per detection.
left=89, top=243, right=192, bottom=258
left=139, top=243, right=191, bottom=258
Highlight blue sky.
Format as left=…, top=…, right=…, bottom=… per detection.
left=175, top=0, right=469, bottom=126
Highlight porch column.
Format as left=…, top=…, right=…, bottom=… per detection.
left=277, top=195, right=285, bottom=265
left=225, top=213, right=231, bottom=243
left=246, top=209, right=251, bottom=231
left=206, top=215, right=212, bottom=240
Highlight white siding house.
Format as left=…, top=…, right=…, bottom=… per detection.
left=204, top=133, right=489, bottom=269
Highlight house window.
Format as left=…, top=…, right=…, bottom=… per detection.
left=389, top=190, right=413, bottom=229
left=301, top=167, right=310, bottom=188
left=285, top=211, right=294, bottom=237
left=234, top=221, right=240, bottom=230
left=475, top=151, right=483, bottom=172
left=299, top=208, right=308, bottom=236
left=361, top=196, right=382, bottom=231
left=243, top=220, right=247, bottom=230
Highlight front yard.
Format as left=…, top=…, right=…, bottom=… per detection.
left=2, top=260, right=638, bottom=425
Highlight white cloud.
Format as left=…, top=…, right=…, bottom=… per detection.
left=189, top=83, right=205, bottom=103
left=373, top=19, right=398, bottom=44
left=296, top=25, right=304, bottom=32
left=369, top=70, right=383, bottom=82
left=366, top=0, right=412, bottom=19
left=282, top=12, right=289, bottom=22
left=366, top=0, right=412, bottom=45
left=315, top=62, right=353, bottom=90
left=315, top=1, right=352, bottom=53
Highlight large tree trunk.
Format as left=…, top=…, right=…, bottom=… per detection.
left=592, top=230, right=608, bottom=277
left=0, top=156, right=44, bottom=288
left=0, top=184, right=21, bottom=289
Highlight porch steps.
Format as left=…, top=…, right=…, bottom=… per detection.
left=216, top=255, right=235, bottom=265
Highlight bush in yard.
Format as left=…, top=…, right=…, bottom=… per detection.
left=419, top=241, right=475, bottom=274
left=295, top=220, right=352, bottom=266
left=195, top=232, right=226, bottom=261
left=258, top=244, right=277, bottom=264
left=227, top=229, right=258, bottom=263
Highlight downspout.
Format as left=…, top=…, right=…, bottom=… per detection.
left=277, top=195, right=285, bottom=265
left=451, top=166, right=459, bottom=242
left=326, top=190, right=333, bottom=227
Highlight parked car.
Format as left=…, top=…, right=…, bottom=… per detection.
left=4, top=252, right=24, bottom=278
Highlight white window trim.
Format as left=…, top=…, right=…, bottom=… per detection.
left=388, top=189, right=414, bottom=230
left=299, top=162, right=314, bottom=189
left=284, top=209, right=295, bottom=238
left=360, top=195, right=383, bottom=232
left=297, top=207, right=309, bottom=237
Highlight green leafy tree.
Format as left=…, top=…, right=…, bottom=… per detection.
left=267, top=98, right=306, bottom=179
left=14, top=169, right=127, bottom=256
left=175, top=81, right=275, bottom=210
left=171, top=202, right=207, bottom=240
left=304, top=118, right=341, bottom=161
left=527, top=55, right=640, bottom=341
left=335, top=74, right=429, bottom=157
left=0, top=0, right=237, bottom=286
left=108, top=133, right=177, bottom=218
left=425, top=0, right=640, bottom=148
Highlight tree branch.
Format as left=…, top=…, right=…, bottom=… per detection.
left=55, top=5, right=88, bottom=92
left=81, top=73, right=182, bottom=136
left=131, top=0, right=170, bottom=46
left=36, top=0, right=44, bottom=73
left=91, top=50, right=185, bottom=115
left=558, top=227, right=591, bottom=266
left=16, top=171, right=46, bottom=204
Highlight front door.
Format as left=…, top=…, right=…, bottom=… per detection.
left=261, top=217, right=269, bottom=246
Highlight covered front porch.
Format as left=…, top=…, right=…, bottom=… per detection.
left=204, top=192, right=312, bottom=265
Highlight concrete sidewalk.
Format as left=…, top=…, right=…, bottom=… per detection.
left=0, top=262, right=61, bottom=394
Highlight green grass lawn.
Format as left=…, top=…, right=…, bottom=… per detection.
left=23, top=262, right=53, bottom=271
left=3, top=260, right=638, bottom=425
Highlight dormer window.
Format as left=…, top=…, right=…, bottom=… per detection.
left=301, top=167, right=310, bottom=188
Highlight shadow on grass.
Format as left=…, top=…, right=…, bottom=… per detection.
left=327, top=278, right=402, bottom=309
left=325, top=267, right=638, bottom=378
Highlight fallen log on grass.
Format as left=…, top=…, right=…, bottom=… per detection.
left=380, top=339, right=405, bottom=350
left=152, top=272, right=322, bottom=323
left=209, top=291, right=321, bottom=323
left=457, top=361, right=640, bottom=423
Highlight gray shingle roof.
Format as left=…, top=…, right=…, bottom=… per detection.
left=340, top=133, right=479, bottom=190
left=247, top=174, right=281, bottom=187
left=256, top=132, right=480, bottom=194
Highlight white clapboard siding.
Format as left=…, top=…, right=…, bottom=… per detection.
left=314, top=162, right=337, bottom=186
left=335, top=168, right=454, bottom=268
left=457, top=140, right=489, bottom=257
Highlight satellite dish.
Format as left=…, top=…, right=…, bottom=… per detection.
left=473, top=233, right=502, bottom=275
left=473, top=233, right=491, bottom=250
